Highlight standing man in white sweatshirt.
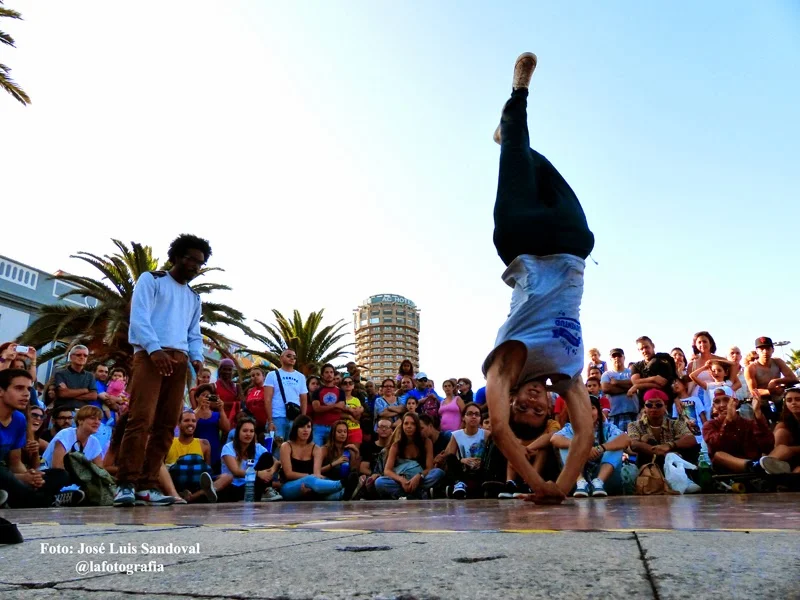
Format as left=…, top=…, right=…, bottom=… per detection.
left=114, top=234, right=210, bottom=507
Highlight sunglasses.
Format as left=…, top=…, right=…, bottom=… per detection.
left=30, top=413, right=44, bottom=419
left=342, top=381, right=354, bottom=386
left=465, top=412, right=481, bottom=417
left=644, top=402, right=664, bottom=409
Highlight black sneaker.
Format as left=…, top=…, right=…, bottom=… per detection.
left=481, top=481, right=505, bottom=498
left=52, top=490, right=85, bottom=507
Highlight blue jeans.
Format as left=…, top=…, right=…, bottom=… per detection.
left=312, top=424, right=332, bottom=447
left=281, top=475, right=343, bottom=501
left=375, top=468, right=445, bottom=499
left=271, top=417, right=291, bottom=453
left=558, top=448, right=622, bottom=494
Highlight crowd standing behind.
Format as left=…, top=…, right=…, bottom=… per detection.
left=1, top=329, right=799, bottom=509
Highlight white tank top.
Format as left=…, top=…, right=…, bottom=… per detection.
left=483, top=254, right=586, bottom=387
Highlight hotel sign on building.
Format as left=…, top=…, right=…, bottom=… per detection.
left=354, top=294, right=420, bottom=383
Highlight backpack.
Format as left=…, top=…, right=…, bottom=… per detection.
left=64, top=451, right=117, bottom=506
left=635, top=457, right=679, bottom=496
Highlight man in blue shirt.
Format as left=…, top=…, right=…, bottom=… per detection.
left=0, top=369, right=71, bottom=508
left=114, top=234, right=210, bottom=507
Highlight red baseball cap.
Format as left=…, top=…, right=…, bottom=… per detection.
left=643, top=389, right=669, bottom=403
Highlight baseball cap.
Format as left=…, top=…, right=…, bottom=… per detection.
left=643, top=389, right=668, bottom=403
left=415, top=372, right=428, bottom=380
left=610, top=348, right=624, bottom=357
left=755, top=336, right=773, bottom=348
left=712, top=386, right=735, bottom=399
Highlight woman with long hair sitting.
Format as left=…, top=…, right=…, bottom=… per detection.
left=279, top=415, right=344, bottom=501
left=199, top=417, right=281, bottom=503
left=551, top=396, right=629, bottom=498
left=767, top=386, right=800, bottom=472
left=375, top=412, right=445, bottom=499
left=320, top=420, right=361, bottom=496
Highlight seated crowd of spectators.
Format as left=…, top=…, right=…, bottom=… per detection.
left=0, top=330, right=798, bottom=508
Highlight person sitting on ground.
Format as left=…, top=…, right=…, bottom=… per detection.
left=320, top=420, right=360, bottom=496
left=340, top=377, right=364, bottom=447
left=552, top=396, right=629, bottom=497
left=627, top=389, right=698, bottom=466
left=166, top=409, right=213, bottom=503
left=745, top=337, right=798, bottom=425
left=375, top=412, right=445, bottom=499
left=438, top=379, right=464, bottom=433
left=770, top=386, right=800, bottom=472
left=702, top=386, right=790, bottom=475
left=671, top=376, right=707, bottom=443
left=189, top=367, right=212, bottom=409
left=199, top=417, right=281, bottom=503
left=42, top=405, right=104, bottom=470
left=0, top=369, right=75, bottom=507
left=352, top=418, right=395, bottom=500
left=22, top=405, right=48, bottom=466
left=438, top=403, right=490, bottom=498
left=278, top=415, right=344, bottom=501
left=193, top=383, right=230, bottom=473
left=39, top=407, right=72, bottom=444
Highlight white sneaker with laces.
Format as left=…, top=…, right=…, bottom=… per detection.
left=134, top=489, right=175, bottom=506
left=573, top=478, right=590, bottom=498
left=590, top=478, right=607, bottom=497
left=260, top=488, right=283, bottom=502
left=113, top=485, right=135, bottom=507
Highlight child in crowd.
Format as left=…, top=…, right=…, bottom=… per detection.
left=587, top=348, right=607, bottom=377
left=340, top=377, right=364, bottom=447
left=585, top=378, right=610, bottom=417
left=671, top=376, right=707, bottom=442
left=690, top=359, right=738, bottom=405
left=405, top=396, right=419, bottom=414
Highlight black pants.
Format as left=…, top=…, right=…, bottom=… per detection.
left=0, top=466, right=70, bottom=508
left=494, top=88, right=595, bottom=266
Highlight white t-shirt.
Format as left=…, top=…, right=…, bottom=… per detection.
left=265, top=369, right=308, bottom=419
left=220, top=441, right=269, bottom=486
left=483, top=254, right=586, bottom=388
left=451, top=428, right=487, bottom=459
left=42, top=427, right=103, bottom=467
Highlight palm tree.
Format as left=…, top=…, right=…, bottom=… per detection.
left=786, top=348, right=800, bottom=372
left=240, top=309, right=352, bottom=376
left=19, top=239, right=254, bottom=367
left=1, top=1, right=31, bottom=105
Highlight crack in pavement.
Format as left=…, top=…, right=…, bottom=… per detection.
left=633, top=531, right=661, bottom=600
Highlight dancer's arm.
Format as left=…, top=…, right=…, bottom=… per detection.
left=554, top=378, right=592, bottom=495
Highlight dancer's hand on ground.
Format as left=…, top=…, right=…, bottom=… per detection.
left=522, top=481, right=565, bottom=505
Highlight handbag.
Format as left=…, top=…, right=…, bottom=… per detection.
left=273, top=370, right=301, bottom=420
left=635, top=456, right=679, bottom=496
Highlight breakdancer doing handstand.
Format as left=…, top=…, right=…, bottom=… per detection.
left=484, top=53, right=594, bottom=504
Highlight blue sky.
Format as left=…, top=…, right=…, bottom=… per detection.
left=1, top=1, right=798, bottom=383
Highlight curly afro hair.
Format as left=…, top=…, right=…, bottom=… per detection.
left=167, top=234, right=212, bottom=264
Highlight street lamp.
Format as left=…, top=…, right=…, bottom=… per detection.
left=774, top=340, right=790, bottom=359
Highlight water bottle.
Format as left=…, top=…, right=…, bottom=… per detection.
left=697, top=448, right=712, bottom=492
left=340, top=450, right=351, bottom=480
left=244, top=460, right=256, bottom=502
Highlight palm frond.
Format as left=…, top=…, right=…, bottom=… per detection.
left=0, top=64, right=30, bottom=105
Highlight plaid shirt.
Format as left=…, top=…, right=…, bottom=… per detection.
left=627, top=415, right=691, bottom=445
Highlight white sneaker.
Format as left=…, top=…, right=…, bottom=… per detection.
left=760, top=456, right=791, bottom=475
left=590, top=478, right=607, bottom=497
left=573, top=478, right=589, bottom=498
left=200, top=472, right=217, bottom=503
left=134, top=489, right=175, bottom=506
left=113, top=485, right=135, bottom=507
left=260, top=488, right=282, bottom=502
left=0, top=489, right=8, bottom=508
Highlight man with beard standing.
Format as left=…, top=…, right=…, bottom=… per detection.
left=114, top=234, right=210, bottom=507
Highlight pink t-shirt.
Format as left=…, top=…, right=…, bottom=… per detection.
left=439, top=398, right=462, bottom=432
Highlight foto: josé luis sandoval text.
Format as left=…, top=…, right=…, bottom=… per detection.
left=40, top=542, right=201, bottom=555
